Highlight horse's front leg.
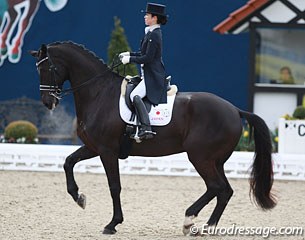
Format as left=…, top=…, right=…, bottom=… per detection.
left=63, top=145, right=97, bottom=208
left=100, top=153, right=123, bottom=234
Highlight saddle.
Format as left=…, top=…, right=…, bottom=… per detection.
left=119, top=75, right=175, bottom=159
left=123, top=75, right=172, bottom=121
left=124, top=76, right=151, bottom=120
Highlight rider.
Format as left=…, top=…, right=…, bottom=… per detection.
left=119, top=2, right=168, bottom=140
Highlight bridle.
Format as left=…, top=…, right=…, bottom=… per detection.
left=37, top=55, right=62, bottom=99
left=36, top=52, right=122, bottom=100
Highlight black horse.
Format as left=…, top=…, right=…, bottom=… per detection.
left=30, top=42, right=276, bottom=235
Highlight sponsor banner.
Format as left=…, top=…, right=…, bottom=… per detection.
left=278, top=118, right=305, bottom=154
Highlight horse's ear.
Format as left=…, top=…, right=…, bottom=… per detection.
left=29, top=50, right=38, bottom=57
left=40, top=44, right=47, bottom=54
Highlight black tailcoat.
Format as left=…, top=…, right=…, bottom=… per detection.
left=130, top=28, right=167, bottom=105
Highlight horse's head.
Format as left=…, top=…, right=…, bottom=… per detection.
left=30, top=44, right=66, bottom=110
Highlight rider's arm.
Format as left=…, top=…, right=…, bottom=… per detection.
left=129, top=32, right=159, bottom=64
left=130, top=51, right=141, bottom=57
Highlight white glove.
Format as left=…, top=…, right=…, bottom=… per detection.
left=121, top=56, right=130, bottom=65
left=119, top=51, right=130, bottom=58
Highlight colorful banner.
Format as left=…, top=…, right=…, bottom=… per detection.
left=0, top=0, right=68, bottom=66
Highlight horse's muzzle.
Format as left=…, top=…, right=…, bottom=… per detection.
left=41, top=92, right=59, bottom=110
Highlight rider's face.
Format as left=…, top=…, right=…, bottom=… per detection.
left=144, top=13, right=157, bottom=26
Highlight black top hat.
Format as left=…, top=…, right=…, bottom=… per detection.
left=144, top=3, right=167, bottom=17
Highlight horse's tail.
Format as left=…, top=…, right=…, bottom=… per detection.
left=238, top=110, right=277, bottom=210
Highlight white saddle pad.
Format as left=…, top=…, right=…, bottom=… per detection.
left=119, top=80, right=177, bottom=126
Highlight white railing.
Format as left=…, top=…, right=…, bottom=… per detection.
left=0, top=143, right=305, bottom=181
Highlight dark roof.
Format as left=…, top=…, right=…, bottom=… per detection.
left=214, top=0, right=269, bottom=34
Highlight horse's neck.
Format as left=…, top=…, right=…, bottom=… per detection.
left=71, top=69, right=123, bottom=120
left=56, top=45, right=123, bottom=120
left=68, top=61, right=107, bottom=89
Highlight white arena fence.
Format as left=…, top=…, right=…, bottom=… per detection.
left=0, top=143, right=305, bottom=181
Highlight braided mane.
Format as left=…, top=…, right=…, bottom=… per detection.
left=48, top=41, right=107, bottom=66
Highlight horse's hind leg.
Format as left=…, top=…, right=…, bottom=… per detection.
left=63, top=145, right=97, bottom=208
left=183, top=183, right=217, bottom=235
left=183, top=152, right=233, bottom=236
left=206, top=164, right=233, bottom=226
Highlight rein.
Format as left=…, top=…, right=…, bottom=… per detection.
left=37, top=54, right=122, bottom=100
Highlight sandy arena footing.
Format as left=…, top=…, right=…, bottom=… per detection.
left=1, top=171, right=304, bottom=240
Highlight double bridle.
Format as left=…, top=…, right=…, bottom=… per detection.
left=36, top=53, right=122, bottom=100
left=37, top=55, right=62, bottom=99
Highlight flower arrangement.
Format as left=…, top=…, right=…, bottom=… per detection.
left=282, top=105, right=305, bottom=120
left=235, top=124, right=278, bottom=152
left=1, top=120, right=38, bottom=144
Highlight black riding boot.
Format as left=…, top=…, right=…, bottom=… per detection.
left=133, top=95, right=156, bottom=140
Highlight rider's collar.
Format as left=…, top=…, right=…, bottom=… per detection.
left=145, top=24, right=160, bottom=34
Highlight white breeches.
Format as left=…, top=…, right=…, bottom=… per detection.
left=130, top=80, right=146, bottom=102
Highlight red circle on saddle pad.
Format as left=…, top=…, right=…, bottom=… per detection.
left=156, top=111, right=161, bottom=115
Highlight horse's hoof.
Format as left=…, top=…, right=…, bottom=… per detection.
left=183, top=224, right=202, bottom=236
left=102, top=228, right=117, bottom=235
left=183, top=215, right=196, bottom=236
left=182, top=224, right=193, bottom=236
left=76, top=193, right=86, bottom=209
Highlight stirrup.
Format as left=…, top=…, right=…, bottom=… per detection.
left=130, top=127, right=156, bottom=143
left=138, top=129, right=156, bottom=140
left=140, top=130, right=156, bottom=135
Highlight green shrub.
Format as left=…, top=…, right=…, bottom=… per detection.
left=4, top=120, right=38, bottom=143
left=292, top=106, right=305, bottom=119
left=108, top=16, right=138, bottom=76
